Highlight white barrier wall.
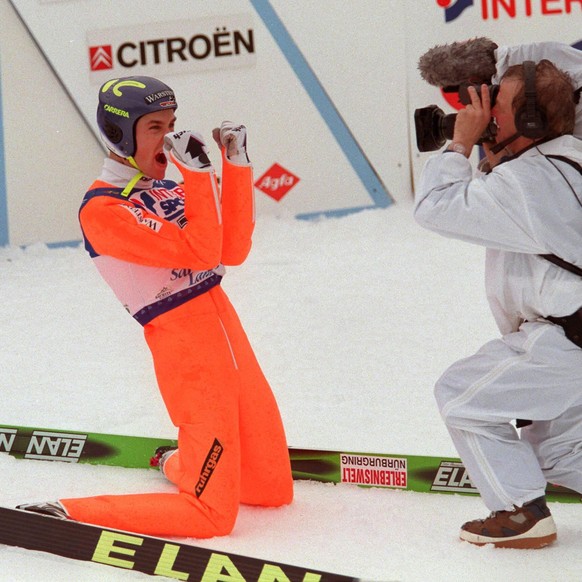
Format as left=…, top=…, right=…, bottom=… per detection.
left=0, top=0, right=409, bottom=246
left=0, top=0, right=105, bottom=247
left=0, top=0, right=581, bottom=246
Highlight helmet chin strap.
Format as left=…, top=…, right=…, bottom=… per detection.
left=489, top=131, right=521, bottom=155
left=121, top=155, right=145, bottom=197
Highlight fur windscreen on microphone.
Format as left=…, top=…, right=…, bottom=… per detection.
left=418, top=37, right=498, bottom=88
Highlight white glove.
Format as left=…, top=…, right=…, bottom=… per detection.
left=163, top=130, right=212, bottom=171
left=212, top=121, right=250, bottom=165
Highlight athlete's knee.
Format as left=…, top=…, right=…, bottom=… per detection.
left=179, top=497, right=239, bottom=538
left=206, top=509, right=238, bottom=537
left=179, top=516, right=236, bottom=538
left=272, top=480, right=294, bottom=506
left=242, top=479, right=294, bottom=507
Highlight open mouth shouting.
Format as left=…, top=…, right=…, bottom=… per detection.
left=155, top=151, right=168, bottom=167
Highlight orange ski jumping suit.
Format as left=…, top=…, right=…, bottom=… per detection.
left=65, top=148, right=293, bottom=537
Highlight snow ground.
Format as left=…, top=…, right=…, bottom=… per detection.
left=1, top=200, right=581, bottom=581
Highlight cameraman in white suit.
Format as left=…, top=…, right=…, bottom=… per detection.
left=416, top=43, right=582, bottom=549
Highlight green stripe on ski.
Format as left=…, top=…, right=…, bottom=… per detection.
left=287, top=449, right=579, bottom=502
left=0, top=425, right=176, bottom=468
left=1, top=424, right=579, bottom=504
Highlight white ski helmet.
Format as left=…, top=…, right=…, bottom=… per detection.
left=96, top=76, right=177, bottom=158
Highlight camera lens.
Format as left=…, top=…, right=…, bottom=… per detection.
left=414, top=105, right=456, bottom=152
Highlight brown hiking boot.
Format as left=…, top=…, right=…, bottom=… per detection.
left=460, top=496, right=557, bottom=549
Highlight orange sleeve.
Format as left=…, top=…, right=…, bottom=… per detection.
left=80, top=170, right=222, bottom=270
left=220, top=150, right=255, bottom=266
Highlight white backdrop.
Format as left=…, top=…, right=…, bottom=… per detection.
left=0, top=0, right=581, bottom=246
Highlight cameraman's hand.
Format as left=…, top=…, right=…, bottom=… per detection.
left=449, top=84, right=492, bottom=156
left=163, top=130, right=212, bottom=171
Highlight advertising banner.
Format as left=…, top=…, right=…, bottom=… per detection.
left=2, top=0, right=580, bottom=245
left=7, top=0, right=410, bottom=242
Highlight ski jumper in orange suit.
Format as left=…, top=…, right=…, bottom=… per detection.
left=63, top=148, right=293, bottom=537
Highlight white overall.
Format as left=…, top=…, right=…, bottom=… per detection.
left=416, top=135, right=582, bottom=510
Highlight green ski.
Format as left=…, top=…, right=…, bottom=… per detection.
left=1, top=423, right=579, bottom=503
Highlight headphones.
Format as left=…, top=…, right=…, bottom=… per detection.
left=514, top=60, right=548, bottom=139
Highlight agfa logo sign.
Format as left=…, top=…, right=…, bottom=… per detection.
left=255, top=163, right=300, bottom=201
left=438, top=0, right=581, bottom=21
